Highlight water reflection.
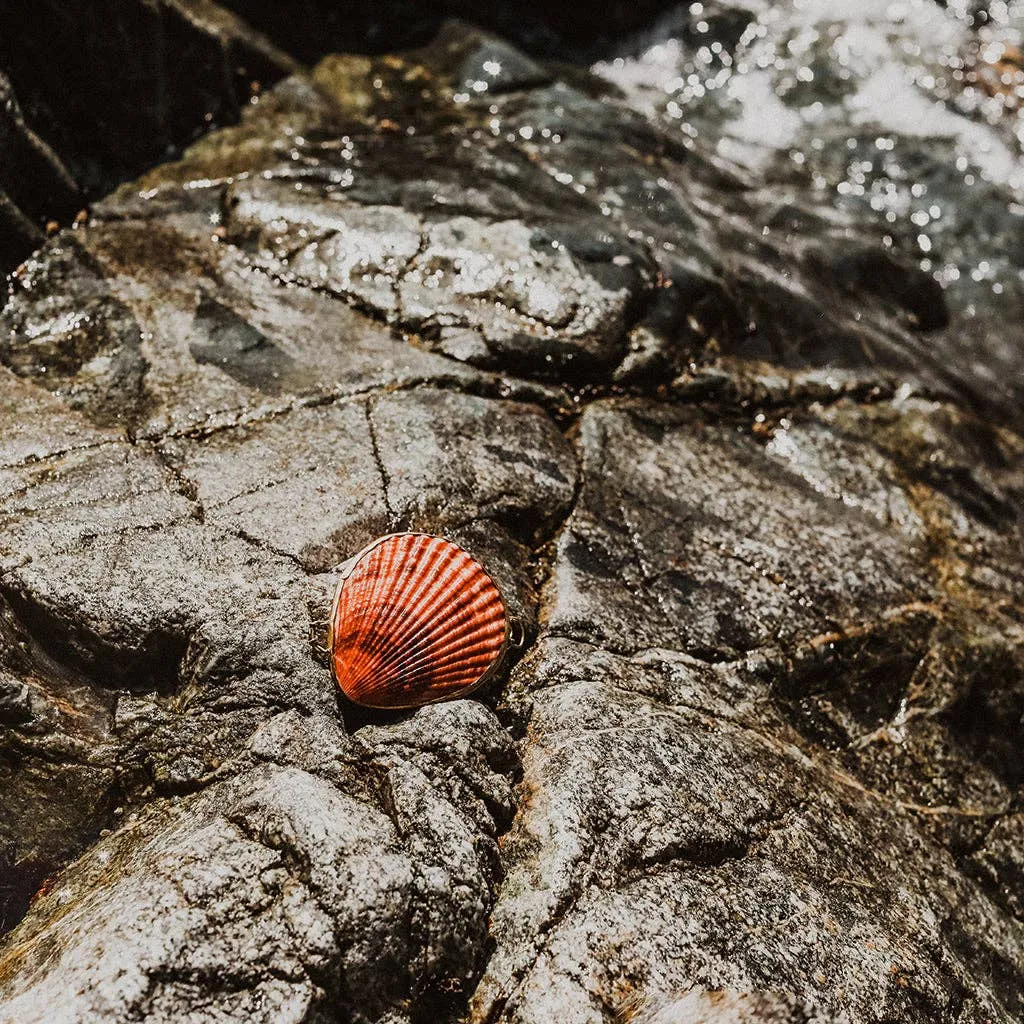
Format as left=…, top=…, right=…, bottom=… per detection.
left=596, top=0, right=1024, bottom=308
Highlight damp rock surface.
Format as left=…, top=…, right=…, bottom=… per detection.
left=1, top=8, right=1023, bottom=1024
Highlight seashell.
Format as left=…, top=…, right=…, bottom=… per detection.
left=330, top=533, right=509, bottom=709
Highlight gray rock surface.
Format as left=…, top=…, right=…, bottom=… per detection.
left=1, top=8, right=1023, bottom=1024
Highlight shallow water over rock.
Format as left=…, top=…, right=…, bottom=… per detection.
left=596, top=0, right=1024, bottom=424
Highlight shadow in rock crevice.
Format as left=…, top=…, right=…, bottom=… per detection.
left=214, top=0, right=688, bottom=65
left=0, top=580, right=189, bottom=698
left=0, top=596, right=122, bottom=940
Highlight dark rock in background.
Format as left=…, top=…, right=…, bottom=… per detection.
left=215, top=0, right=683, bottom=63
left=0, top=73, right=80, bottom=278
left=0, top=3, right=1022, bottom=1023
left=0, top=0, right=297, bottom=288
left=0, top=0, right=681, bottom=285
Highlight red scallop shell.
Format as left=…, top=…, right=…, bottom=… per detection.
left=330, top=533, right=508, bottom=709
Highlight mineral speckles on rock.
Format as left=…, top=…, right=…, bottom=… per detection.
left=0, top=10, right=1023, bottom=1024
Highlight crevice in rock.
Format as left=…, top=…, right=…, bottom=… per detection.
left=938, top=912, right=1024, bottom=1020
left=333, top=696, right=418, bottom=736
left=770, top=631, right=934, bottom=754
left=363, top=396, right=396, bottom=528
left=627, top=806, right=798, bottom=887
left=220, top=524, right=309, bottom=571
left=514, top=407, right=585, bottom=618
left=149, top=443, right=204, bottom=518
left=0, top=598, right=123, bottom=939
left=0, top=579, right=189, bottom=698
left=0, top=434, right=124, bottom=475
left=0, top=857, right=57, bottom=939
left=132, top=372, right=561, bottom=448
left=939, top=654, right=1024, bottom=790
left=955, top=799, right=1024, bottom=927
left=233, top=251, right=418, bottom=342
left=361, top=732, right=518, bottom=841
left=12, top=512, right=202, bottom=562
left=538, top=622, right=737, bottom=666
left=628, top=835, right=753, bottom=878
left=220, top=812, right=354, bottom=1023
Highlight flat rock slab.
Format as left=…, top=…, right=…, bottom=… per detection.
left=0, top=16, right=1023, bottom=1024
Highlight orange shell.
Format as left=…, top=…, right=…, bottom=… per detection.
left=330, top=533, right=508, bottom=709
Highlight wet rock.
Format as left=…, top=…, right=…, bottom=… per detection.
left=972, top=814, right=1024, bottom=919
left=546, top=400, right=940, bottom=659
left=0, top=13, right=1022, bottom=1024
left=0, top=706, right=514, bottom=1023
left=812, top=246, right=949, bottom=332
left=0, top=72, right=80, bottom=290
left=597, top=0, right=1024, bottom=427
left=221, top=167, right=655, bottom=381
left=0, top=238, right=149, bottom=427
left=454, top=36, right=550, bottom=96
left=474, top=398, right=1023, bottom=1024
left=624, top=990, right=847, bottom=1024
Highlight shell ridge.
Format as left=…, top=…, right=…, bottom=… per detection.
left=363, top=554, right=484, bottom=682
left=364, top=581, right=499, bottom=692
left=331, top=534, right=508, bottom=708
left=361, top=536, right=452, bottom=662
left=368, top=573, right=503, bottom=675
left=348, top=537, right=423, bottom=679
left=339, top=536, right=463, bottom=698
left=376, top=600, right=505, bottom=682
left=387, top=659, right=496, bottom=696
left=370, top=615, right=505, bottom=699
left=370, top=537, right=460, bottom=659
left=338, top=541, right=393, bottom=686
left=385, top=632, right=505, bottom=687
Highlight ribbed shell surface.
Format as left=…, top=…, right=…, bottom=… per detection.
left=331, top=534, right=508, bottom=709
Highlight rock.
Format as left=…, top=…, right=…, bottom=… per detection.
left=972, top=814, right=1024, bottom=919
left=0, top=73, right=80, bottom=294
left=0, top=707, right=514, bottom=1023
left=596, top=0, right=1024, bottom=427
left=473, top=398, right=1024, bottom=1023
left=624, top=990, right=847, bottom=1024
left=0, top=0, right=295, bottom=198
left=0, top=12, right=1022, bottom=1024
left=210, top=0, right=683, bottom=64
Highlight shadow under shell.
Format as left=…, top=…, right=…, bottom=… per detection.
left=331, top=533, right=508, bottom=709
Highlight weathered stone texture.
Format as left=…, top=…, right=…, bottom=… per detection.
left=1, top=8, right=1022, bottom=1024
